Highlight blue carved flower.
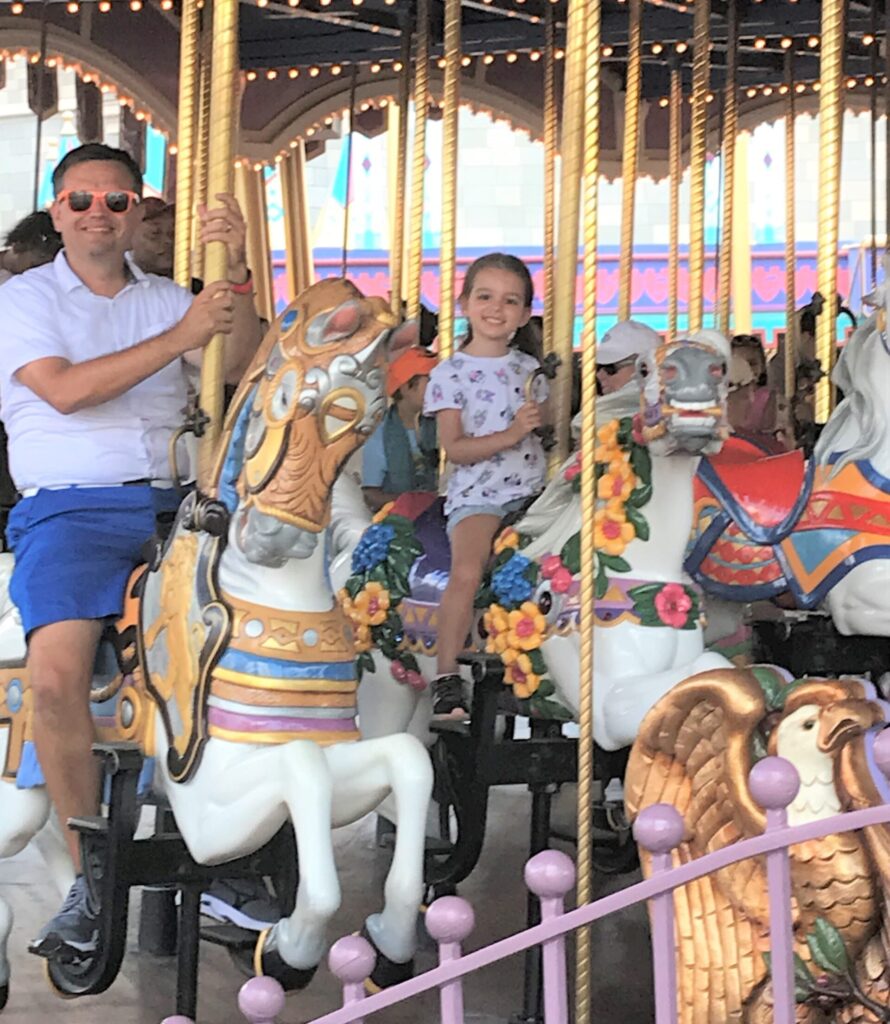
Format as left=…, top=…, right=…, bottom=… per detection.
left=352, top=524, right=396, bottom=574
left=491, top=553, right=533, bottom=606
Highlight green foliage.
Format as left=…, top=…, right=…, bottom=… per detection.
left=806, top=919, right=849, bottom=976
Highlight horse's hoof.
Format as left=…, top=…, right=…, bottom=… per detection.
left=0, top=981, right=8, bottom=1010
left=360, top=926, right=414, bottom=992
left=253, top=928, right=317, bottom=992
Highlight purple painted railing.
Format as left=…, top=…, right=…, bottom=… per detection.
left=161, top=731, right=890, bottom=1024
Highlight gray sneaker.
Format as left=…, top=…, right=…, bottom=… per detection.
left=200, top=878, right=281, bottom=932
left=29, top=876, right=100, bottom=959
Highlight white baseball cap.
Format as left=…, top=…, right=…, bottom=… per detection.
left=597, top=320, right=660, bottom=365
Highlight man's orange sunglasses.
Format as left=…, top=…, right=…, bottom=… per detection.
left=56, top=189, right=141, bottom=214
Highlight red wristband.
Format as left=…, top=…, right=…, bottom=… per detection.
left=230, top=271, right=253, bottom=295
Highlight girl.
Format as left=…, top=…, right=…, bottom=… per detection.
left=424, top=253, right=546, bottom=716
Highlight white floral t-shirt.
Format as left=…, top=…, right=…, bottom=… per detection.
left=424, top=349, right=547, bottom=515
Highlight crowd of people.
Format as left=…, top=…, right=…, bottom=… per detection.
left=0, top=138, right=844, bottom=961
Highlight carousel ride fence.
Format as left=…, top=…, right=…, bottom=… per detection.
left=160, top=751, right=890, bottom=1024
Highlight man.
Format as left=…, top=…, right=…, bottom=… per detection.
left=362, top=346, right=438, bottom=511
left=130, top=196, right=175, bottom=278
left=0, top=210, right=62, bottom=285
left=0, top=142, right=262, bottom=958
left=594, top=319, right=660, bottom=425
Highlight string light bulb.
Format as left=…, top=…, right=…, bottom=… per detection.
left=129, top=0, right=142, bottom=10
left=331, top=64, right=342, bottom=75
left=288, top=68, right=299, bottom=78
left=675, top=42, right=688, bottom=53
left=483, top=54, right=495, bottom=64
left=807, top=35, right=819, bottom=47
left=651, top=43, right=663, bottom=55
left=506, top=52, right=518, bottom=63
left=11, top=2, right=24, bottom=13
left=266, top=68, right=277, bottom=79
left=863, top=33, right=875, bottom=45
left=780, top=36, right=792, bottom=48
left=66, top=1, right=79, bottom=12
left=753, top=37, right=766, bottom=49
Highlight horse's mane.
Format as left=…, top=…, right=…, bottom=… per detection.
left=514, top=456, right=581, bottom=562
left=814, top=313, right=890, bottom=476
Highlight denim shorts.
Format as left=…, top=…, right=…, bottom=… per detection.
left=446, top=497, right=529, bottom=537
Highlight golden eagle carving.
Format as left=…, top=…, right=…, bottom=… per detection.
left=625, top=667, right=890, bottom=1024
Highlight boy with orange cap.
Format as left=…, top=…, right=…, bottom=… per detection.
left=362, top=346, right=439, bottom=511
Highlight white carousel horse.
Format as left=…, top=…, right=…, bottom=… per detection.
left=0, top=279, right=433, bottom=1001
left=330, top=332, right=732, bottom=754
left=686, top=294, right=890, bottom=638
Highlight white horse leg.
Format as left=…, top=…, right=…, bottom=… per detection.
left=158, top=738, right=340, bottom=973
left=326, top=733, right=432, bottom=965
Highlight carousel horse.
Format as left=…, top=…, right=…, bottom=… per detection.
left=686, top=293, right=890, bottom=637
left=0, top=279, right=433, bottom=1001
left=330, top=332, right=732, bottom=754
left=625, top=666, right=890, bottom=1024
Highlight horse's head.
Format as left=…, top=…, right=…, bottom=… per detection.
left=219, top=278, right=400, bottom=565
left=637, top=330, right=729, bottom=456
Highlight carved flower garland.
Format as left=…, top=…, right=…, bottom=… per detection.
left=339, top=515, right=425, bottom=690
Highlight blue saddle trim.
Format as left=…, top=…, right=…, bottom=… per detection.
left=15, top=741, right=44, bottom=788
left=695, top=455, right=815, bottom=545
left=217, top=648, right=355, bottom=680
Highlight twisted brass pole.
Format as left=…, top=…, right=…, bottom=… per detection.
left=815, top=0, right=844, bottom=423
left=390, top=21, right=412, bottom=318
left=549, top=0, right=587, bottom=470
left=174, top=0, right=200, bottom=289
left=406, top=0, right=430, bottom=323
left=717, top=0, right=737, bottom=335
left=192, top=23, right=213, bottom=284
left=576, top=0, right=600, bottom=1022
left=542, top=3, right=556, bottom=360
left=234, top=161, right=274, bottom=324
left=784, top=52, right=797, bottom=401
left=687, top=0, right=710, bottom=333
left=617, top=0, right=642, bottom=321
left=198, top=0, right=239, bottom=488
left=667, top=65, right=681, bottom=340
left=438, top=0, right=461, bottom=360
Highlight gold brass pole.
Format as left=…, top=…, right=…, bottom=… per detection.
left=282, top=143, right=313, bottom=300
left=198, top=0, right=239, bottom=488
left=193, top=23, right=213, bottom=284
left=617, top=0, right=642, bottom=321
left=389, top=23, right=412, bottom=318
left=815, top=0, right=844, bottom=422
left=173, top=0, right=200, bottom=289
left=717, top=0, right=737, bottom=335
left=542, top=3, right=557, bottom=358
left=667, top=65, right=681, bottom=340
left=407, top=0, right=430, bottom=323
left=784, top=52, right=796, bottom=401
left=687, top=0, right=710, bottom=333
left=576, top=1, right=600, bottom=1020
left=438, top=0, right=461, bottom=360
left=234, top=160, right=274, bottom=324
left=550, top=0, right=587, bottom=469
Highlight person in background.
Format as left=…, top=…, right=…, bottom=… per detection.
left=362, top=346, right=438, bottom=512
left=0, top=211, right=62, bottom=285
left=130, top=196, right=175, bottom=279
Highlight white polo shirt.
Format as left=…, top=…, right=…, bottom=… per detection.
left=0, top=250, right=193, bottom=491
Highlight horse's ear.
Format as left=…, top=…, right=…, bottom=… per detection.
left=386, top=320, right=420, bottom=363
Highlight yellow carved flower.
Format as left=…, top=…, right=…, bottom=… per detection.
left=502, top=650, right=542, bottom=699
left=597, top=460, right=637, bottom=503
left=594, top=504, right=636, bottom=557
left=349, top=581, right=391, bottom=626
left=493, top=527, right=520, bottom=555
left=505, top=602, right=547, bottom=653
left=594, top=420, right=624, bottom=465
left=372, top=501, right=395, bottom=524
left=353, top=623, right=372, bottom=652
left=483, top=604, right=511, bottom=654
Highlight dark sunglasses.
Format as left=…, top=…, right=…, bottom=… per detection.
left=56, top=189, right=141, bottom=214
left=598, top=356, right=637, bottom=375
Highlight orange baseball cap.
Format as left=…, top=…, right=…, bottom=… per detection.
left=386, top=347, right=438, bottom=397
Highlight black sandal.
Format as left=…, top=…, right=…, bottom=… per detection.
left=432, top=673, right=469, bottom=716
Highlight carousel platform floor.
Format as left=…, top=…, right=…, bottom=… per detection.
left=0, top=786, right=652, bottom=1023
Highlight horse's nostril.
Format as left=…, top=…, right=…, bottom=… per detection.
left=663, top=366, right=678, bottom=382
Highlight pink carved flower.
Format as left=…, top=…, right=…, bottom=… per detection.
left=551, top=567, right=575, bottom=594
left=405, top=670, right=426, bottom=692
left=540, top=554, right=563, bottom=580
left=391, top=661, right=408, bottom=682
left=654, top=583, right=693, bottom=629
left=632, top=413, right=646, bottom=446
left=563, top=452, right=582, bottom=482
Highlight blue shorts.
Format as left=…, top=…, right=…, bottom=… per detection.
left=6, top=485, right=185, bottom=637
left=446, top=497, right=529, bottom=537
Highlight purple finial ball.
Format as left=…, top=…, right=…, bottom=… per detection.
left=748, top=756, right=800, bottom=810
left=237, top=976, right=286, bottom=1023
left=874, top=728, right=890, bottom=780
left=328, top=934, right=376, bottom=984
left=632, top=803, right=685, bottom=854
left=524, top=850, right=576, bottom=898
left=426, top=896, right=475, bottom=944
